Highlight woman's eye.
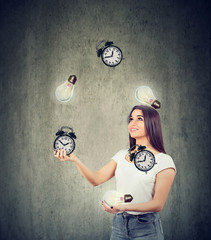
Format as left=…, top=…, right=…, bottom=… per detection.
left=129, top=118, right=133, bottom=122
left=138, top=117, right=143, bottom=121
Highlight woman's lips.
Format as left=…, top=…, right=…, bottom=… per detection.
left=130, top=128, right=139, bottom=132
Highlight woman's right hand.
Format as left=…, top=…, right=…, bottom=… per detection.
left=54, top=149, right=78, bottom=163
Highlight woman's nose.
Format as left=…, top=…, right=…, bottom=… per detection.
left=131, top=120, right=137, bottom=126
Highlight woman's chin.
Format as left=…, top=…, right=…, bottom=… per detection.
left=130, top=133, right=139, bottom=139
left=130, top=133, right=146, bottom=140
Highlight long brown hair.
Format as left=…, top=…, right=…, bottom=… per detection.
left=128, top=105, right=166, bottom=153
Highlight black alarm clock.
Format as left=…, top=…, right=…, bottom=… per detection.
left=129, top=145, right=156, bottom=173
left=53, top=126, right=76, bottom=155
left=96, top=40, right=123, bottom=67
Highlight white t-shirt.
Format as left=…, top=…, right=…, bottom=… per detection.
left=112, top=149, right=176, bottom=215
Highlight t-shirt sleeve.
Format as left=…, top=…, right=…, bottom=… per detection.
left=154, top=154, right=176, bottom=175
left=111, top=150, right=124, bottom=163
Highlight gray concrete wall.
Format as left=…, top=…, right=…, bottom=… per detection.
left=0, top=0, right=210, bottom=239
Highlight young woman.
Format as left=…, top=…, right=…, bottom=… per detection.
left=54, top=105, right=176, bottom=240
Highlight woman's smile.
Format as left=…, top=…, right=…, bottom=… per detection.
left=129, top=127, right=139, bottom=132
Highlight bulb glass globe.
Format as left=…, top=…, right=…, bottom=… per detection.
left=135, top=86, right=160, bottom=109
left=55, top=75, right=77, bottom=102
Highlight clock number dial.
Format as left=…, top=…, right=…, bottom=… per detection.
left=54, top=135, right=75, bottom=155
left=134, top=150, right=156, bottom=173
left=102, top=46, right=123, bottom=67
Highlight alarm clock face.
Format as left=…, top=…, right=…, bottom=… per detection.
left=102, top=46, right=123, bottom=67
left=134, top=150, right=156, bottom=172
left=54, top=134, right=75, bottom=155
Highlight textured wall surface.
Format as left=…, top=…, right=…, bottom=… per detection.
left=0, top=0, right=210, bottom=239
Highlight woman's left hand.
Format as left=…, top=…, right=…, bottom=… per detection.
left=102, top=201, right=125, bottom=214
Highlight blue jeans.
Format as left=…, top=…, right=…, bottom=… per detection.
left=110, top=212, right=164, bottom=240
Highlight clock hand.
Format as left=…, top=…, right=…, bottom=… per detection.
left=104, top=55, right=112, bottom=58
left=136, top=155, right=146, bottom=163
left=64, top=142, right=70, bottom=146
left=136, top=161, right=142, bottom=163
left=59, top=140, right=65, bottom=145
left=136, top=159, right=145, bottom=163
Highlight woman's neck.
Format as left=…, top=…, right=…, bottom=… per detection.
left=135, top=137, right=159, bottom=154
left=135, top=136, right=150, bottom=148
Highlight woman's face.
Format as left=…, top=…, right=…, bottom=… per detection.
left=128, top=109, right=146, bottom=139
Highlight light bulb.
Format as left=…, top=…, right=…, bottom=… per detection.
left=135, top=86, right=161, bottom=109
left=55, top=75, right=77, bottom=102
left=103, top=190, right=133, bottom=207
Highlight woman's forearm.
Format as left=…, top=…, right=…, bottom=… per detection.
left=123, top=199, right=162, bottom=213
left=118, top=169, right=176, bottom=214
left=54, top=150, right=116, bottom=187
left=73, top=157, right=99, bottom=186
